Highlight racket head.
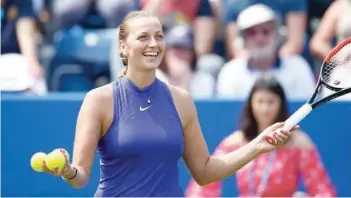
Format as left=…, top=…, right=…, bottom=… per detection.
left=320, top=37, right=351, bottom=91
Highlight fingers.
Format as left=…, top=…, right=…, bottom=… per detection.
left=266, top=126, right=296, bottom=146
left=271, top=122, right=301, bottom=132
left=291, top=125, right=300, bottom=132
left=59, top=149, right=70, bottom=174
left=42, top=161, right=61, bottom=176
left=273, top=127, right=296, bottom=145
left=265, top=136, right=277, bottom=146
left=268, top=122, right=285, bottom=131
left=275, top=129, right=289, bottom=142
left=42, top=160, right=54, bottom=174
left=273, top=132, right=284, bottom=144
left=41, top=150, right=70, bottom=177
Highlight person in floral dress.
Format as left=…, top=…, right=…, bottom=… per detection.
left=186, top=76, right=336, bottom=197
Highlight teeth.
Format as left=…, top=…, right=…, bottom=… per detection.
left=144, top=52, right=158, bottom=57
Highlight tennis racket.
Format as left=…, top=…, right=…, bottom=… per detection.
left=266, top=37, right=351, bottom=145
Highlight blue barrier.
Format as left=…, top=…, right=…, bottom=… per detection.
left=1, top=94, right=351, bottom=197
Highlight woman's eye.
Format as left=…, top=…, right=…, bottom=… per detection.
left=138, top=35, right=147, bottom=40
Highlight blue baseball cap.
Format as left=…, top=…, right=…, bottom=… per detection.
left=165, top=24, right=193, bottom=49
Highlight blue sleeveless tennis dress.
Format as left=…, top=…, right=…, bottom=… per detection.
left=94, top=76, right=184, bottom=197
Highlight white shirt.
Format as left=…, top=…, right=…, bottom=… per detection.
left=216, top=55, right=316, bottom=100
left=0, top=53, right=47, bottom=95
left=156, top=69, right=215, bottom=99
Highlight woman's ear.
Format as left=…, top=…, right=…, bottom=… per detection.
left=119, top=40, right=128, bottom=57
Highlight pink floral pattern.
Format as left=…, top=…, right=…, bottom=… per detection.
left=185, top=137, right=336, bottom=197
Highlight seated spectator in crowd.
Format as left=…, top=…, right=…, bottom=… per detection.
left=223, top=0, right=307, bottom=59
left=186, top=76, right=336, bottom=197
left=216, top=4, right=315, bottom=100
left=52, top=0, right=136, bottom=29
left=156, top=25, right=216, bottom=98
left=310, top=0, right=351, bottom=100
left=0, top=54, right=47, bottom=95
left=138, top=0, right=216, bottom=57
left=1, top=0, right=47, bottom=93
left=310, top=0, right=351, bottom=61
left=110, top=0, right=224, bottom=80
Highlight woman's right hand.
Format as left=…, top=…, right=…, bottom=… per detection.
left=41, top=149, right=73, bottom=178
left=252, top=122, right=300, bottom=154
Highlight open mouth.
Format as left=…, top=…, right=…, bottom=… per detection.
left=143, top=52, right=159, bottom=58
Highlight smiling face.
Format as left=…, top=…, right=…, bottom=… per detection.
left=119, top=15, right=166, bottom=72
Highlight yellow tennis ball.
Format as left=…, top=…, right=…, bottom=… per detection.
left=30, top=152, right=47, bottom=172
left=45, top=150, right=66, bottom=172
left=52, top=148, right=70, bottom=159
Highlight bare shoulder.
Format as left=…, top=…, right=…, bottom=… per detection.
left=81, top=84, right=114, bottom=136
left=167, top=84, right=192, bottom=102
left=330, top=0, right=342, bottom=10
left=84, top=84, right=113, bottom=106
left=166, top=84, right=195, bottom=127
left=288, top=130, right=315, bottom=150
left=221, top=130, right=246, bottom=146
left=83, top=84, right=113, bottom=119
left=323, top=0, right=341, bottom=17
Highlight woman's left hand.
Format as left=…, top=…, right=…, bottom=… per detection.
left=252, top=122, right=300, bottom=154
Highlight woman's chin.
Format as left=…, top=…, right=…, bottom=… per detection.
left=142, top=61, right=161, bottom=70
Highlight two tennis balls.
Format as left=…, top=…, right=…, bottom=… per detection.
left=30, top=149, right=68, bottom=173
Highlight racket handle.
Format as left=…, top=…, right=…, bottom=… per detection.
left=266, top=104, right=313, bottom=145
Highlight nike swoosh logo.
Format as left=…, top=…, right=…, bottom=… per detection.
left=139, top=105, right=152, bottom=111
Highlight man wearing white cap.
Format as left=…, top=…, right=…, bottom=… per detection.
left=223, top=0, right=307, bottom=59
left=216, top=4, right=315, bottom=100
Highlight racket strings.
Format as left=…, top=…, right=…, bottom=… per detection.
left=323, top=44, right=351, bottom=88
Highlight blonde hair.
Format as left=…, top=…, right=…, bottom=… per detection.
left=118, top=11, right=154, bottom=78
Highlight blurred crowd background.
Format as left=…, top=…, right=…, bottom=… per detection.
left=1, top=0, right=351, bottom=197
left=1, top=0, right=350, bottom=100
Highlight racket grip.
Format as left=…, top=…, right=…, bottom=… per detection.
left=265, top=104, right=312, bottom=145
left=283, top=104, right=312, bottom=131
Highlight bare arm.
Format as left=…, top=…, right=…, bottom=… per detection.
left=173, top=88, right=280, bottom=186
left=16, top=18, right=42, bottom=68
left=185, top=131, right=243, bottom=197
left=279, top=12, right=307, bottom=56
left=61, top=88, right=110, bottom=188
left=225, top=22, right=239, bottom=59
left=310, top=1, right=339, bottom=60
left=142, top=0, right=167, bottom=18
left=169, top=85, right=294, bottom=186
left=194, top=17, right=216, bottom=55
left=181, top=97, right=260, bottom=185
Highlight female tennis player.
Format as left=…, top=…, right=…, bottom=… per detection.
left=41, top=11, right=298, bottom=197
left=186, top=76, right=336, bottom=197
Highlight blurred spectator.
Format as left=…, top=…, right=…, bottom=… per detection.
left=306, top=0, right=333, bottom=36
left=1, top=0, right=46, bottom=86
left=186, top=76, right=336, bottom=197
left=156, top=25, right=215, bottom=98
left=205, top=0, right=227, bottom=58
left=0, top=54, right=47, bottom=95
left=52, top=0, right=136, bottom=29
left=309, top=0, right=351, bottom=100
left=216, top=4, right=315, bottom=100
left=224, top=0, right=307, bottom=59
left=138, top=0, right=216, bottom=56
left=32, top=0, right=43, bottom=17
left=310, top=0, right=351, bottom=61
left=110, top=2, right=224, bottom=83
